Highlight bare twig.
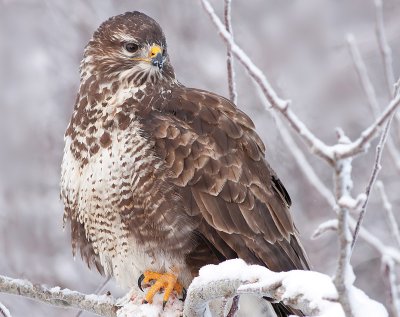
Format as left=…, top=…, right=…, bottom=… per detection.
left=272, top=113, right=336, bottom=207
left=199, top=0, right=400, bottom=164
left=376, top=181, right=400, bottom=248
left=351, top=113, right=394, bottom=250
left=347, top=33, right=400, bottom=172
left=0, top=275, right=117, bottom=317
left=375, top=0, right=395, bottom=99
left=382, top=256, right=400, bottom=317
left=224, top=0, right=237, bottom=104
left=347, top=34, right=380, bottom=117
left=226, top=295, right=239, bottom=317
left=0, top=302, right=11, bottom=317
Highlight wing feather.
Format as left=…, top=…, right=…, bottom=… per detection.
left=146, top=87, right=309, bottom=271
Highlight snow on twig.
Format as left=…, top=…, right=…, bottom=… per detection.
left=332, top=130, right=355, bottom=317
left=312, top=219, right=338, bottom=239
left=223, top=0, right=237, bottom=104
left=382, top=256, right=400, bottom=317
left=347, top=33, right=400, bottom=172
left=271, top=112, right=400, bottom=263
left=376, top=181, right=400, bottom=248
left=0, top=275, right=117, bottom=317
left=351, top=111, right=395, bottom=250
left=199, top=0, right=334, bottom=163
left=374, top=0, right=395, bottom=99
left=272, top=112, right=336, bottom=207
left=184, top=259, right=387, bottom=317
left=0, top=302, right=11, bottom=317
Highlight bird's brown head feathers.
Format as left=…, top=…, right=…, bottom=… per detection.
left=81, top=11, right=175, bottom=86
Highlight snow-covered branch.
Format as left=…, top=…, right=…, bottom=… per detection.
left=0, top=275, right=117, bottom=317
left=184, top=259, right=387, bottom=317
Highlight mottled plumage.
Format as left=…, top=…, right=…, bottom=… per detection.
left=61, top=11, right=309, bottom=316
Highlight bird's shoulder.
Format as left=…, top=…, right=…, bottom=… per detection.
left=139, top=86, right=295, bottom=240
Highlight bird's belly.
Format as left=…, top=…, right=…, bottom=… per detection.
left=61, top=133, right=192, bottom=288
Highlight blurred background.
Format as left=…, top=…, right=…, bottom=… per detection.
left=0, top=0, right=399, bottom=316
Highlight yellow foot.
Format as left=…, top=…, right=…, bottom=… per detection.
left=138, top=271, right=186, bottom=308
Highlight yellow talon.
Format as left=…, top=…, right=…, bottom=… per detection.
left=139, top=271, right=184, bottom=307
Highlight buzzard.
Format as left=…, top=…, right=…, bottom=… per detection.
left=61, top=11, right=309, bottom=316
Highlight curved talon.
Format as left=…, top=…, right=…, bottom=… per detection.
left=180, top=287, right=187, bottom=301
left=138, top=273, right=145, bottom=292
left=162, top=300, right=167, bottom=310
left=139, top=271, right=183, bottom=305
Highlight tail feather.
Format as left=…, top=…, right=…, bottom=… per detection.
left=272, top=302, right=303, bottom=317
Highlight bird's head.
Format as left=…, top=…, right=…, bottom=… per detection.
left=82, top=11, right=175, bottom=86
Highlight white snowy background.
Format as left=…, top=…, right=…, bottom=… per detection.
left=0, top=0, right=399, bottom=316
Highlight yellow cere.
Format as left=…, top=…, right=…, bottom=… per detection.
left=149, top=45, right=162, bottom=58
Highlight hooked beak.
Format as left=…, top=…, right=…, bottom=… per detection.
left=149, top=45, right=164, bottom=70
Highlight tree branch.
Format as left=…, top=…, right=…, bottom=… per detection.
left=347, top=33, right=400, bottom=172
left=0, top=275, right=117, bottom=317
left=0, top=302, right=11, bottom=317
left=223, top=0, right=237, bottom=104
left=351, top=112, right=394, bottom=250
left=184, top=259, right=387, bottom=317
left=376, top=181, right=400, bottom=248
left=332, top=130, right=355, bottom=317
left=374, top=0, right=395, bottom=99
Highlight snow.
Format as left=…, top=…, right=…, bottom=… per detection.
left=189, top=259, right=388, bottom=317
left=116, top=288, right=183, bottom=317
left=312, top=219, right=338, bottom=239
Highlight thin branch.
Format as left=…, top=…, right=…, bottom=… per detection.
left=374, top=0, right=395, bottom=99
left=351, top=112, right=394, bottom=250
left=338, top=94, right=400, bottom=159
left=382, top=256, right=400, bottom=317
left=376, top=181, right=400, bottom=248
left=347, top=34, right=380, bottom=117
left=0, top=275, right=117, bottom=317
left=347, top=33, right=400, bottom=172
left=226, top=295, right=239, bottom=317
left=0, top=303, right=11, bottom=317
left=199, top=0, right=333, bottom=163
left=272, top=112, right=336, bottom=207
left=199, top=0, right=400, bottom=164
left=224, top=0, right=237, bottom=104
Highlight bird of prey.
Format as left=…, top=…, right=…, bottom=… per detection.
left=61, top=11, right=309, bottom=316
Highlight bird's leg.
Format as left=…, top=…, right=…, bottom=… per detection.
left=138, top=270, right=186, bottom=308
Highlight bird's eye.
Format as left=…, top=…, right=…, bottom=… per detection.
left=124, top=42, right=139, bottom=53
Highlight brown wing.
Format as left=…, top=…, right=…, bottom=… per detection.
left=147, top=87, right=309, bottom=272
